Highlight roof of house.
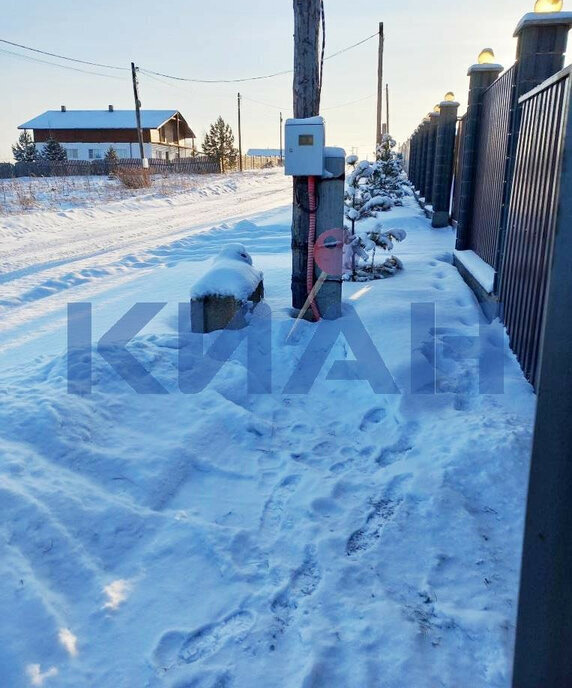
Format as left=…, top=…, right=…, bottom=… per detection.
left=18, top=110, right=195, bottom=137
left=247, top=148, right=283, bottom=157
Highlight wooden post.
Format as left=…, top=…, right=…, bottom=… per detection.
left=291, top=0, right=321, bottom=311
left=237, top=93, right=243, bottom=172
left=131, top=62, right=146, bottom=164
left=376, top=22, right=384, bottom=147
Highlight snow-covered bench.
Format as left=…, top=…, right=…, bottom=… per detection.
left=190, top=244, right=264, bottom=333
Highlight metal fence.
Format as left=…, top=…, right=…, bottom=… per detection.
left=470, top=65, right=517, bottom=267
left=0, top=156, right=221, bottom=179
left=451, top=114, right=467, bottom=223
left=500, top=66, right=572, bottom=387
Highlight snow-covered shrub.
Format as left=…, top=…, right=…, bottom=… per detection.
left=343, top=139, right=408, bottom=281
left=343, top=222, right=407, bottom=281
left=344, top=135, right=408, bottom=221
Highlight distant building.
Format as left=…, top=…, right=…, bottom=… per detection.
left=18, top=106, right=196, bottom=161
left=247, top=148, right=283, bottom=160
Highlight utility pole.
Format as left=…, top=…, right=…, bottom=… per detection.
left=386, top=83, right=390, bottom=135
left=131, top=62, right=146, bottom=165
left=237, top=92, right=243, bottom=172
left=376, top=22, right=384, bottom=147
left=292, top=0, right=322, bottom=311
left=280, top=111, right=284, bottom=166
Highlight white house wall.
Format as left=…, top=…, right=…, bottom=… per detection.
left=36, top=142, right=194, bottom=161
left=36, top=142, right=153, bottom=161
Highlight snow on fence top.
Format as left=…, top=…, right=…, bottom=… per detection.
left=190, top=244, right=263, bottom=301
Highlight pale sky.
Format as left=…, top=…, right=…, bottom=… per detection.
left=0, top=0, right=557, bottom=161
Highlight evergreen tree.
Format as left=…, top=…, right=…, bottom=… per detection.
left=105, top=145, right=119, bottom=162
left=41, top=137, right=68, bottom=161
left=202, top=117, right=238, bottom=173
left=12, top=131, right=37, bottom=162
left=344, top=135, right=407, bottom=221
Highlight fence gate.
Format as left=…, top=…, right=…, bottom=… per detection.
left=500, top=66, right=572, bottom=387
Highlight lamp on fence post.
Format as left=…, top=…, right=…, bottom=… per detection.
left=431, top=92, right=459, bottom=228
left=514, top=0, right=572, bottom=100
left=424, top=107, right=440, bottom=208
left=455, top=49, right=504, bottom=251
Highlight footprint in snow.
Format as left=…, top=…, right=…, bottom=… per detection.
left=359, top=407, right=387, bottom=431
left=259, top=474, right=301, bottom=540
left=345, top=475, right=410, bottom=557
left=270, top=545, right=322, bottom=638
left=154, top=610, right=255, bottom=669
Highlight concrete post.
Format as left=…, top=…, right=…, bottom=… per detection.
left=424, top=111, right=440, bottom=207
left=512, top=69, right=572, bottom=688
left=431, top=98, right=459, bottom=228
left=455, top=61, right=503, bottom=250
left=314, top=149, right=344, bottom=319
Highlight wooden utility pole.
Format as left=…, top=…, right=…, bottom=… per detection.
left=131, top=62, right=146, bottom=163
left=291, top=0, right=322, bottom=310
left=386, top=83, right=390, bottom=135
left=280, top=111, right=284, bottom=165
left=376, top=23, right=384, bottom=147
left=237, top=92, right=243, bottom=172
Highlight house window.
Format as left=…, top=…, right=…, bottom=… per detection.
left=88, top=149, right=103, bottom=160
left=66, top=148, right=79, bottom=159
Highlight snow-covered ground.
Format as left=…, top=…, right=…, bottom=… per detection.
left=0, top=169, right=535, bottom=688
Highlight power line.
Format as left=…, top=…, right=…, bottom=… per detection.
left=0, top=37, right=130, bottom=70
left=0, top=47, right=127, bottom=79
left=0, top=29, right=377, bottom=85
left=139, top=31, right=378, bottom=84
left=323, top=93, right=376, bottom=111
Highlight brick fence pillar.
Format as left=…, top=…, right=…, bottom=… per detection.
left=455, top=53, right=503, bottom=250
left=424, top=109, right=440, bottom=207
left=432, top=96, right=459, bottom=228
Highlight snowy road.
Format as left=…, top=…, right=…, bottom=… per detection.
left=0, top=171, right=535, bottom=688
left=0, top=170, right=292, bottom=360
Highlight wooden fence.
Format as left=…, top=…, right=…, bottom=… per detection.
left=0, top=156, right=221, bottom=179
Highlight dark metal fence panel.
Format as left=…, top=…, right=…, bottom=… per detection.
left=470, top=65, right=517, bottom=267
left=451, top=114, right=466, bottom=223
left=500, top=66, right=571, bottom=388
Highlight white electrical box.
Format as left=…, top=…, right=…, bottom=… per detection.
left=284, top=116, right=325, bottom=176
